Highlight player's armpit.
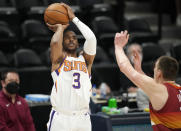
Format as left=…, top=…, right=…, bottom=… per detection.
left=83, top=52, right=95, bottom=75
left=83, top=52, right=95, bottom=65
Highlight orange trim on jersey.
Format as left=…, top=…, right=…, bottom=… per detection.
left=150, top=110, right=181, bottom=129
left=58, top=60, right=65, bottom=73
left=55, top=80, right=57, bottom=92
left=165, top=82, right=181, bottom=90
left=55, top=57, right=66, bottom=92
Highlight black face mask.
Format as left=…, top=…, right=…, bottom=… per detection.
left=5, top=82, right=19, bottom=94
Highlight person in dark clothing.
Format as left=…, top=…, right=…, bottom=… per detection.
left=0, top=69, right=35, bottom=131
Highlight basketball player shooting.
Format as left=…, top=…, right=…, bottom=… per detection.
left=46, top=3, right=97, bottom=131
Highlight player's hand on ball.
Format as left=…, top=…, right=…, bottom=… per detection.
left=60, top=3, right=75, bottom=21
left=46, top=23, right=69, bottom=32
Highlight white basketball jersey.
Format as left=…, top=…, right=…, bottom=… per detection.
left=50, top=55, right=92, bottom=112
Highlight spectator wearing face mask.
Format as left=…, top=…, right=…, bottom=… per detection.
left=0, top=69, right=35, bottom=131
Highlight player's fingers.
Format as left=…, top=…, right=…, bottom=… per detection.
left=60, top=3, right=69, bottom=9
left=124, top=30, right=128, bottom=35
left=63, top=24, right=69, bottom=29
left=126, top=34, right=129, bottom=41
left=46, top=23, right=54, bottom=27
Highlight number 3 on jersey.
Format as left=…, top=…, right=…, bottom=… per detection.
left=73, top=73, right=80, bottom=89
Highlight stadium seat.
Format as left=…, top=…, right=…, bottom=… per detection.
left=92, top=64, right=121, bottom=91
left=142, top=43, right=166, bottom=76
left=40, top=48, right=51, bottom=67
left=94, top=46, right=112, bottom=65
left=21, top=19, right=52, bottom=53
left=48, top=0, right=77, bottom=5
left=13, top=49, right=52, bottom=97
left=0, top=21, right=18, bottom=53
left=170, top=44, right=181, bottom=62
left=127, top=18, right=159, bottom=43
left=13, top=48, right=43, bottom=68
left=0, top=50, right=9, bottom=68
left=91, top=16, right=119, bottom=51
left=0, top=0, right=19, bottom=25
left=0, top=0, right=14, bottom=7
left=170, top=44, right=181, bottom=75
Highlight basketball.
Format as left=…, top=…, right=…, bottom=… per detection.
left=44, top=3, right=69, bottom=25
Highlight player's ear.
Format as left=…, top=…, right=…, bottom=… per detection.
left=157, top=69, right=162, bottom=79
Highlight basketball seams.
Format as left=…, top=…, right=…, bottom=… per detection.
left=46, top=9, right=68, bottom=16
left=44, top=3, right=69, bottom=25
left=45, top=14, right=67, bottom=25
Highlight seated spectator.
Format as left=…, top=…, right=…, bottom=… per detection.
left=0, top=69, right=35, bottom=131
left=120, top=43, right=149, bottom=110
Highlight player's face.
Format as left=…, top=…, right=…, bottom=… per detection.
left=63, top=31, right=79, bottom=53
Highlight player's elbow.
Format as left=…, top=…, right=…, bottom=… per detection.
left=87, top=33, right=97, bottom=43
left=50, top=40, right=58, bottom=46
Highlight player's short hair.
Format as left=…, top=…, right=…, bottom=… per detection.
left=1, top=68, right=19, bottom=81
left=157, top=56, right=179, bottom=81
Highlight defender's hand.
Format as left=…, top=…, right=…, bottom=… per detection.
left=114, top=30, right=129, bottom=49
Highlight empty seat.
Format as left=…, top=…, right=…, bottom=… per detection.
left=92, top=16, right=118, bottom=36
left=142, top=43, right=166, bottom=76
left=0, top=0, right=19, bottom=25
left=92, top=64, right=121, bottom=91
left=142, top=43, right=166, bottom=62
left=128, top=18, right=151, bottom=33
left=0, top=50, right=9, bottom=67
left=0, top=21, right=17, bottom=53
left=48, top=0, right=77, bottom=5
left=21, top=19, right=52, bottom=53
left=13, top=49, right=52, bottom=96
left=170, top=44, right=181, bottom=75
left=0, top=0, right=14, bottom=7
left=170, top=44, right=181, bottom=62
left=127, top=18, right=159, bottom=43
left=40, top=48, right=51, bottom=67
left=77, top=0, right=103, bottom=7
left=90, top=3, right=113, bottom=19
left=13, top=48, right=43, bottom=68
left=94, top=46, right=112, bottom=65
left=14, top=0, right=48, bottom=22
left=91, top=16, right=119, bottom=51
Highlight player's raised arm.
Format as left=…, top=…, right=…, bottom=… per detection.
left=62, top=3, right=97, bottom=74
left=114, top=31, right=167, bottom=110
left=47, top=23, right=68, bottom=72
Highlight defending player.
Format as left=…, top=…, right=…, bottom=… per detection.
left=114, top=31, right=181, bottom=130
left=46, top=3, right=96, bottom=131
